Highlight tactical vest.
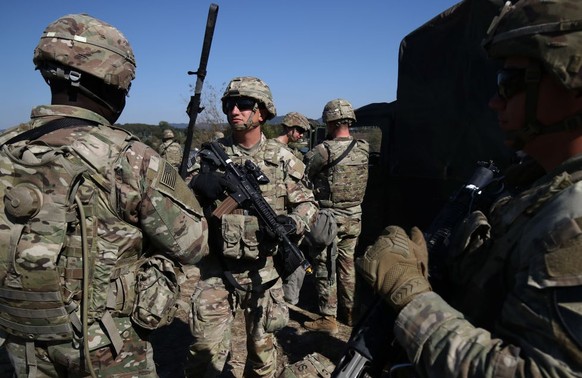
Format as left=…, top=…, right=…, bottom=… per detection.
left=314, top=139, right=369, bottom=209
left=218, top=140, right=303, bottom=261
left=159, top=140, right=182, bottom=167
left=0, top=124, right=143, bottom=342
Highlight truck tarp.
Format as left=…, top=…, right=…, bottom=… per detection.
left=356, top=0, right=514, bottom=247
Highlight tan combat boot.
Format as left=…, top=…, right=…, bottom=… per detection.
left=303, top=315, right=339, bottom=335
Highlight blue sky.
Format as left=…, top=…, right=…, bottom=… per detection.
left=1, top=0, right=461, bottom=129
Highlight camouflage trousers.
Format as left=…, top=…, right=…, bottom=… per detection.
left=3, top=316, right=156, bottom=378
left=282, top=265, right=306, bottom=305
left=186, top=276, right=289, bottom=378
left=311, top=215, right=361, bottom=318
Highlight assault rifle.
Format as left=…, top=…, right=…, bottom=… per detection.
left=179, top=3, right=219, bottom=179
left=332, top=161, right=503, bottom=378
left=198, top=141, right=313, bottom=277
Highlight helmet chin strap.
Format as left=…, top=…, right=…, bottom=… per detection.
left=234, top=103, right=260, bottom=131
left=41, top=65, right=122, bottom=117
left=507, top=65, right=582, bottom=149
left=507, top=65, right=542, bottom=150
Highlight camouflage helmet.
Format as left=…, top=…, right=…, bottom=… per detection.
left=33, top=13, right=136, bottom=92
left=483, top=0, right=582, bottom=90
left=221, top=76, right=276, bottom=120
left=163, top=129, right=175, bottom=139
left=281, top=112, right=311, bottom=131
left=322, top=98, right=356, bottom=124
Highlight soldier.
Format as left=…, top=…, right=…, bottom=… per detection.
left=303, top=99, right=369, bottom=332
left=158, top=128, right=183, bottom=168
left=274, top=111, right=312, bottom=159
left=186, top=77, right=318, bottom=378
left=357, top=0, right=582, bottom=376
left=273, top=112, right=313, bottom=305
left=0, top=14, right=209, bottom=377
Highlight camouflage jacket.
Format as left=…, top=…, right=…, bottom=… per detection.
left=0, top=105, right=208, bottom=266
left=193, top=134, right=317, bottom=286
left=158, top=139, right=183, bottom=168
left=394, top=155, right=582, bottom=377
left=304, top=136, right=369, bottom=217
left=272, top=137, right=305, bottom=160
left=0, top=104, right=209, bottom=344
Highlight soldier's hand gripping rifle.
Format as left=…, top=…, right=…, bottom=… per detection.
left=179, top=3, right=219, bottom=179
left=199, top=141, right=313, bottom=277
left=332, top=161, right=503, bottom=378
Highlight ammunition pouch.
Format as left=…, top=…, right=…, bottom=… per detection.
left=221, top=213, right=277, bottom=260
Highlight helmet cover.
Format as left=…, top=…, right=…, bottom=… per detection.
left=281, top=112, right=311, bottom=131
left=33, top=13, right=136, bottom=92
left=221, top=76, right=276, bottom=119
left=483, top=0, right=582, bottom=90
left=322, top=98, right=356, bottom=124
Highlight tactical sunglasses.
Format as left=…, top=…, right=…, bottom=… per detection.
left=497, top=68, right=527, bottom=100
left=222, top=97, right=256, bottom=113
left=291, top=126, right=307, bottom=134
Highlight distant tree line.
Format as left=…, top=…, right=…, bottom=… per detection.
left=115, top=82, right=381, bottom=155
left=115, top=122, right=381, bottom=157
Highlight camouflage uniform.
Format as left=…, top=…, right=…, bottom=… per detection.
left=305, top=136, right=369, bottom=321
left=158, top=133, right=183, bottom=168
left=270, top=139, right=307, bottom=305
left=382, top=1, right=582, bottom=376
left=273, top=112, right=312, bottom=305
left=0, top=105, right=209, bottom=377
left=394, top=157, right=582, bottom=376
left=0, top=14, right=209, bottom=378
left=186, top=136, right=317, bottom=376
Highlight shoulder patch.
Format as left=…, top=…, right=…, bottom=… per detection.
left=160, top=161, right=177, bottom=191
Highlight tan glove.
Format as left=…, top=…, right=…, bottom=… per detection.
left=357, top=225, right=431, bottom=311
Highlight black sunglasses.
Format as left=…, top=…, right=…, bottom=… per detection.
left=222, top=97, right=257, bottom=113
left=497, top=68, right=527, bottom=100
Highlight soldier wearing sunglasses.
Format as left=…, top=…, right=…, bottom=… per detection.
left=274, top=111, right=312, bottom=159
left=356, top=0, right=582, bottom=376
left=186, top=77, right=317, bottom=378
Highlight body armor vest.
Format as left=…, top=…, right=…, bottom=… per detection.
left=0, top=124, right=142, bottom=341
left=217, top=140, right=301, bottom=262
left=315, top=139, right=369, bottom=209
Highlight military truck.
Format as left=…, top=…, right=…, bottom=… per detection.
left=353, top=0, right=513, bottom=253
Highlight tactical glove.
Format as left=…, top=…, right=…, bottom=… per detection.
left=356, top=225, right=431, bottom=311
left=262, top=215, right=298, bottom=241
left=189, top=171, right=233, bottom=201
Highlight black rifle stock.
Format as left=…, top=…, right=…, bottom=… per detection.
left=332, top=161, right=502, bottom=378
left=179, top=3, right=219, bottom=179
left=200, top=141, right=313, bottom=277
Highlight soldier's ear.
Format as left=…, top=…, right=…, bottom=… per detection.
left=258, top=108, right=269, bottom=124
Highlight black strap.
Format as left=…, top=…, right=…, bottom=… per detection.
left=4, top=117, right=97, bottom=146
left=222, top=270, right=278, bottom=293
left=322, top=139, right=357, bottom=171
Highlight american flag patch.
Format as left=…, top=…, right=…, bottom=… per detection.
left=160, top=161, right=177, bottom=190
